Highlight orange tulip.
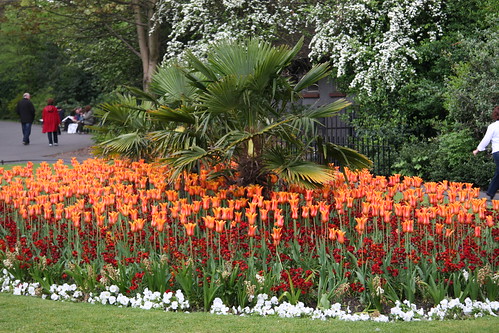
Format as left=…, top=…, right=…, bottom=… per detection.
left=211, top=196, right=221, bottom=208
left=346, top=196, right=354, bottom=208
left=305, top=189, right=314, bottom=202
left=247, top=202, right=258, bottom=214
left=271, top=227, right=282, bottom=247
left=383, top=210, right=392, bottom=223
left=474, top=226, right=481, bottom=238
left=402, top=220, right=414, bottom=233
left=259, top=208, right=269, bottom=222
left=235, top=198, right=248, bottom=210
left=275, top=213, right=285, bottom=227
left=130, top=218, right=146, bottom=232
left=84, top=211, right=92, bottom=223
left=248, top=225, right=257, bottom=237
left=320, top=207, right=330, bottom=223
left=202, top=215, right=215, bottom=230
left=212, top=207, right=222, bottom=219
left=309, top=205, right=319, bottom=217
left=486, top=216, right=494, bottom=228
left=108, top=211, right=119, bottom=225
left=215, top=220, right=225, bottom=233
left=245, top=211, right=258, bottom=225
left=354, top=216, right=367, bottom=234
left=184, top=222, right=196, bottom=236
left=301, top=206, right=310, bottom=218
left=328, top=228, right=337, bottom=241
left=336, top=230, right=346, bottom=244
left=71, top=212, right=81, bottom=228
left=96, top=214, right=106, bottom=227
left=435, top=223, right=444, bottom=235
left=202, top=196, right=211, bottom=210
left=234, top=211, right=242, bottom=223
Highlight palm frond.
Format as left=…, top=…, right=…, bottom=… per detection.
left=294, top=62, right=331, bottom=93
left=148, top=105, right=196, bottom=124
left=216, top=117, right=296, bottom=152
left=150, top=65, right=197, bottom=104
left=317, top=139, right=373, bottom=170
left=185, top=51, right=218, bottom=83
left=198, top=75, right=242, bottom=115
left=304, top=99, right=352, bottom=119
left=165, top=146, right=211, bottom=180
left=149, top=128, right=201, bottom=155
left=99, top=132, right=152, bottom=160
left=125, top=86, right=160, bottom=106
left=263, top=149, right=334, bottom=188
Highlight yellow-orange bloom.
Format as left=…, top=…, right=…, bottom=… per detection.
left=245, top=211, right=257, bottom=225
left=328, top=228, right=337, bottom=241
left=336, top=230, right=346, bottom=244
left=184, top=222, right=196, bottom=236
left=474, top=226, right=481, bottom=238
left=202, top=215, right=216, bottom=230
left=215, top=220, right=225, bottom=233
left=96, top=214, right=106, bottom=227
left=272, top=227, right=282, bottom=246
left=402, top=220, right=414, bottom=233
left=248, top=225, right=257, bottom=237
left=354, top=216, right=367, bottom=234
left=486, top=215, right=494, bottom=227
left=108, top=211, right=119, bottom=225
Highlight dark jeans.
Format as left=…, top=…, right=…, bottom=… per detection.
left=47, top=132, right=58, bottom=145
left=487, top=152, right=499, bottom=199
left=21, top=122, right=32, bottom=143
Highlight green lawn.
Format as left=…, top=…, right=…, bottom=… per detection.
left=0, top=293, right=497, bottom=333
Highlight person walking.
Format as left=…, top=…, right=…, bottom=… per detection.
left=15, top=92, right=36, bottom=145
left=42, top=98, right=61, bottom=146
left=473, top=106, right=499, bottom=200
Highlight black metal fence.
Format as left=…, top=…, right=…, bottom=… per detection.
left=326, top=136, right=394, bottom=176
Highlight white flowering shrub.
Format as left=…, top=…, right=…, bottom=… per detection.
left=2, top=269, right=498, bottom=321
left=308, top=0, right=444, bottom=94
left=153, top=0, right=445, bottom=96
left=154, top=0, right=306, bottom=61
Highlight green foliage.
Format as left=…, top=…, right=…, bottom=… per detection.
left=64, top=263, right=100, bottom=294
left=97, top=38, right=371, bottom=188
left=91, top=94, right=159, bottom=161
left=393, top=128, right=495, bottom=188
left=444, top=28, right=499, bottom=139
left=0, top=2, right=140, bottom=120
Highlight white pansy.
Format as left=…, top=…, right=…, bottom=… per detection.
left=0, top=271, right=498, bottom=321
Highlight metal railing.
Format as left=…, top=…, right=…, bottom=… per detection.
left=324, top=136, right=394, bottom=176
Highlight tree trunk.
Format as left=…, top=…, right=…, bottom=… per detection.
left=133, top=0, right=160, bottom=92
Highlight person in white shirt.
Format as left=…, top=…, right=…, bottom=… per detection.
left=473, top=106, right=499, bottom=200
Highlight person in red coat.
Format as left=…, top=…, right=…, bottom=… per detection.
left=42, top=98, right=61, bottom=146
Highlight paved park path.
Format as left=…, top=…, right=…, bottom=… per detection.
left=0, top=120, right=94, bottom=165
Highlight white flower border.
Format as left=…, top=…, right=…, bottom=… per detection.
left=1, top=269, right=497, bottom=322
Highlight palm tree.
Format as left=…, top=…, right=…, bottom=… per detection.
left=96, top=37, right=372, bottom=188
left=91, top=94, right=159, bottom=161
left=146, top=37, right=371, bottom=188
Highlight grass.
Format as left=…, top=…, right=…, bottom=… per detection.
left=0, top=293, right=498, bottom=333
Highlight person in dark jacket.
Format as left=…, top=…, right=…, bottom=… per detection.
left=42, top=98, right=61, bottom=146
left=16, top=92, right=36, bottom=145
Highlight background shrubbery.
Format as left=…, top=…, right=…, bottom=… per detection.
left=393, top=129, right=495, bottom=189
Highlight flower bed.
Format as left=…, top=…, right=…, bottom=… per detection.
left=0, top=158, right=497, bottom=319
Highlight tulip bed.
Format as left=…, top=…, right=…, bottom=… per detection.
left=0, top=158, right=497, bottom=320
